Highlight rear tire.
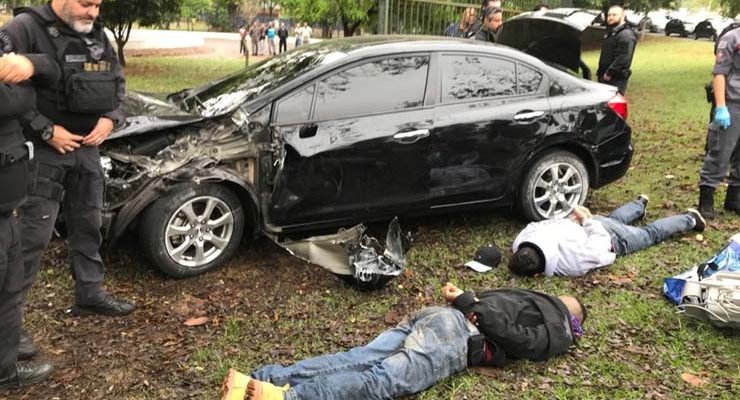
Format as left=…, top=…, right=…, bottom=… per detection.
left=519, top=150, right=590, bottom=221
left=139, top=184, right=245, bottom=278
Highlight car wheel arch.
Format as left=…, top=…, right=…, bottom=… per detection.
left=108, top=171, right=261, bottom=244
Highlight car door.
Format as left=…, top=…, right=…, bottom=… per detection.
left=429, top=53, right=550, bottom=209
left=269, top=54, right=433, bottom=228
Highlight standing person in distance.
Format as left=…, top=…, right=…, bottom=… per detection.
left=596, top=5, right=637, bottom=95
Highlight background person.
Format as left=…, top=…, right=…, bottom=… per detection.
left=300, top=22, right=312, bottom=46
left=2, top=0, right=136, bottom=361
left=238, top=24, right=247, bottom=54
left=509, top=198, right=706, bottom=277
left=0, top=33, right=58, bottom=391
left=220, top=283, right=586, bottom=400
left=597, top=5, right=637, bottom=95
left=277, top=22, right=288, bottom=53
left=294, top=23, right=303, bottom=47
left=474, top=7, right=503, bottom=43
left=249, top=21, right=260, bottom=56
left=266, top=22, right=276, bottom=56
left=444, top=7, right=477, bottom=38
left=698, top=25, right=740, bottom=219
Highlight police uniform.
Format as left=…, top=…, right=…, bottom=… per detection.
left=699, top=27, right=740, bottom=216
left=597, top=23, right=637, bottom=95
left=1, top=4, right=134, bottom=316
left=0, top=31, right=56, bottom=389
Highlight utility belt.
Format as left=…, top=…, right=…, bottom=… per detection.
left=0, top=142, right=34, bottom=168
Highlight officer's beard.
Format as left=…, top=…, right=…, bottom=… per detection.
left=58, top=3, right=95, bottom=34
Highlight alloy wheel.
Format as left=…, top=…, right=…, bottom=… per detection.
left=531, top=162, right=585, bottom=219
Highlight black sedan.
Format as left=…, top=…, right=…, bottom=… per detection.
left=694, top=19, right=718, bottom=41
left=665, top=18, right=695, bottom=37
left=102, top=36, right=632, bottom=277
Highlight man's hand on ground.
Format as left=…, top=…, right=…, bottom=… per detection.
left=0, top=54, right=34, bottom=84
left=48, top=125, right=83, bottom=154
left=442, top=282, right=464, bottom=303
left=82, top=117, right=114, bottom=146
left=572, top=206, right=592, bottom=225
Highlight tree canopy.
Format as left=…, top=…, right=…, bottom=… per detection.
left=280, top=0, right=378, bottom=37
left=101, top=0, right=182, bottom=66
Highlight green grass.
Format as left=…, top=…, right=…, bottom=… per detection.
left=127, top=36, right=740, bottom=398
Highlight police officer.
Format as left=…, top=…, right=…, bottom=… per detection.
left=0, top=31, right=57, bottom=390
left=597, top=5, right=637, bottom=95
left=698, top=25, right=740, bottom=219
left=1, top=0, right=135, bottom=358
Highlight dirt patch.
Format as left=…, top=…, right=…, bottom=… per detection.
left=2, top=238, right=327, bottom=400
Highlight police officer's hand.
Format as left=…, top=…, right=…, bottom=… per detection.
left=715, top=106, right=731, bottom=130
left=48, top=125, right=84, bottom=154
left=0, top=53, right=34, bottom=84
left=82, top=117, right=114, bottom=147
left=602, top=72, right=612, bottom=82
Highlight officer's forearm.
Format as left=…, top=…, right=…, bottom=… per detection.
left=714, top=75, right=727, bottom=107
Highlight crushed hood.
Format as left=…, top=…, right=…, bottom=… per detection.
left=109, top=92, right=203, bottom=140
left=499, top=8, right=599, bottom=73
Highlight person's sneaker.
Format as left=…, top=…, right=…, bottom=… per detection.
left=70, top=294, right=135, bottom=317
left=221, top=369, right=250, bottom=400
left=637, top=194, right=650, bottom=219
left=18, top=330, right=38, bottom=360
left=247, top=379, right=289, bottom=400
left=687, top=208, right=706, bottom=232
left=0, top=361, right=53, bottom=390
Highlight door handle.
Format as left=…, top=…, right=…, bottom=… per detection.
left=299, top=124, right=318, bottom=139
left=513, top=111, right=546, bottom=122
left=393, top=129, right=430, bottom=143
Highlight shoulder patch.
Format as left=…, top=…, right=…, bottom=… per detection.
left=718, top=40, right=728, bottom=50
left=0, top=31, right=13, bottom=54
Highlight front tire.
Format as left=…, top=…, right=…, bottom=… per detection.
left=519, top=150, right=590, bottom=221
left=139, top=184, right=245, bottom=278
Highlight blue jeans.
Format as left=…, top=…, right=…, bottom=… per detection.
left=252, top=306, right=477, bottom=400
left=593, top=199, right=695, bottom=256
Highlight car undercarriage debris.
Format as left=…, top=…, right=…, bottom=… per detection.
left=273, top=218, right=409, bottom=290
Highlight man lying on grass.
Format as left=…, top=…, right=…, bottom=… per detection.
left=509, top=195, right=706, bottom=277
left=220, top=283, right=586, bottom=400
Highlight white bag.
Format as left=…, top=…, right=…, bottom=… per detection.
left=680, top=272, right=740, bottom=329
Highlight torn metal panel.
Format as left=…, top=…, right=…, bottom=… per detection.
left=273, top=217, right=408, bottom=290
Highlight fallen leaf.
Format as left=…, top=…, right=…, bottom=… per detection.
left=681, top=372, right=708, bottom=387
left=184, top=316, right=209, bottom=327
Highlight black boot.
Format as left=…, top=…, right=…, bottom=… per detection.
left=18, top=330, right=38, bottom=360
left=71, top=293, right=136, bottom=317
left=699, top=186, right=715, bottom=220
left=724, top=185, right=740, bottom=214
left=0, top=361, right=53, bottom=390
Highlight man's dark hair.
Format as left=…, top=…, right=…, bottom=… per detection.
left=482, top=6, right=503, bottom=20
left=508, top=244, right=545, bottom=276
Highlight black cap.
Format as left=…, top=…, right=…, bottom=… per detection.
left=465, top=244, right=502, bottom=272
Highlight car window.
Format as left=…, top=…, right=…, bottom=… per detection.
left=275, top=84, right=315, bottom=125
left=518, top=63, right=543, bottom=95
left=441, top=55, right=516, bottom=103
left=314, top=56, right=429, bottom=121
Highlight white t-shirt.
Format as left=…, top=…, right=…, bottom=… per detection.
left=301, top=26, right=312, bottom=42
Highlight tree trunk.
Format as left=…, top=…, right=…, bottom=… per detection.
left=116, top=38, right=127, bottom=67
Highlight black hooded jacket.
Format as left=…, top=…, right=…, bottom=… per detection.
left=597, top=23, right=637, bottom=80
left=452, top=288, right=575, bottom=363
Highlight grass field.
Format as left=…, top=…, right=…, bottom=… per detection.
left=21, top=36, right=740, bottom=399
left=122, top=36, right=740, bottom=399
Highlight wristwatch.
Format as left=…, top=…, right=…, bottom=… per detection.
left=40, top=123, right=54, bottom=142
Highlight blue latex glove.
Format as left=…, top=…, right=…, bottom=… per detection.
left=715, top=106, right=731, bottom=129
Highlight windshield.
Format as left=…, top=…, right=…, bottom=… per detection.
left=172, top=44, right=350, bottom=117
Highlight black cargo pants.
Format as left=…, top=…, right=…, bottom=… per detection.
left=0, top=211, right=23, bottom=371
left=19, top=145, right=106, bottom=306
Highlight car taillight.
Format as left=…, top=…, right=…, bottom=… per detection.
left=608, top=94, right=628, bottom=120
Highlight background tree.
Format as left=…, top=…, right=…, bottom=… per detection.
left=718, top=0, right=740, bottom=18
left=181, top=0, right=212, bottom=30
left=281, top=0, right=377, bottom=37
left=101, top=0, right=182, bottom=66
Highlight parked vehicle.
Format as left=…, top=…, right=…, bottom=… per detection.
left=694, top=19, right=718, bottom=41
left=665, top=18, right=696, bottom=37
left=100, top=35, right=632, bottom=278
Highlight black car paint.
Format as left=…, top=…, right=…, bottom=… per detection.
left=100, top=36, right=632, bottom=244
